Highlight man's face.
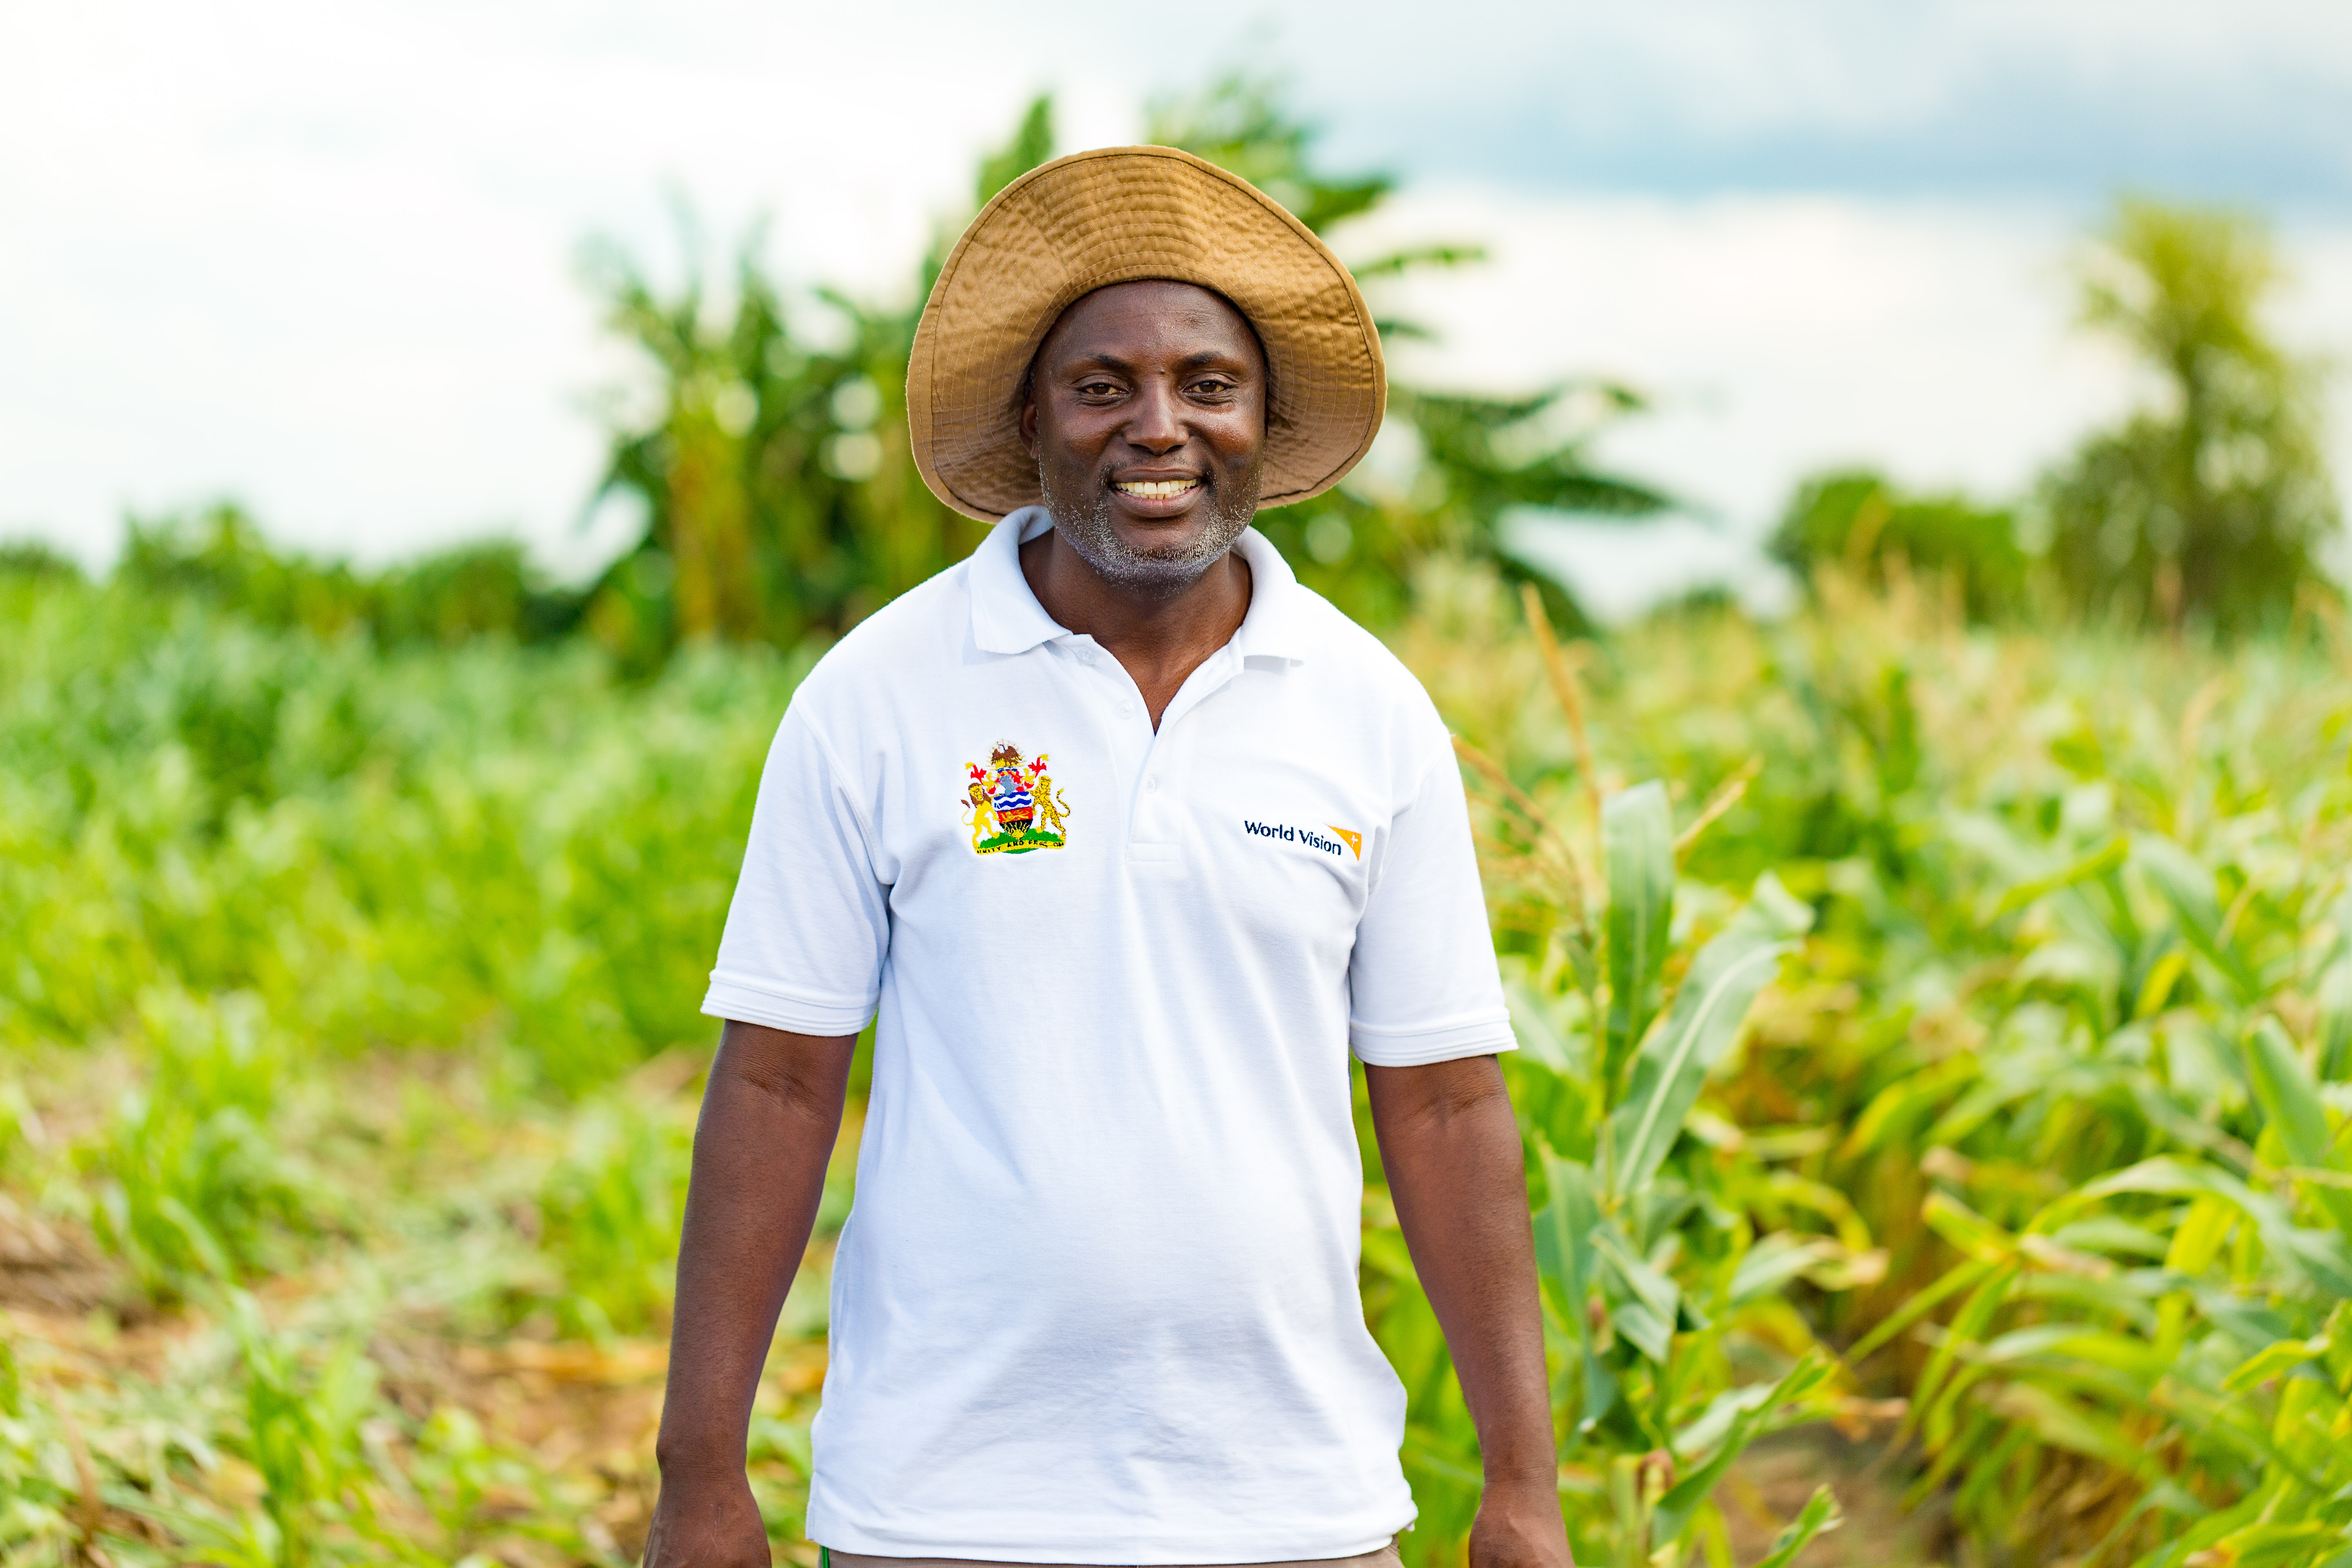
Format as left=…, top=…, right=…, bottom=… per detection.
left=1020, top=280, right=1267, bottom=592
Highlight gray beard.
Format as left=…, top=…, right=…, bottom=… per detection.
left=1038, top=466, right=1261, bottom=594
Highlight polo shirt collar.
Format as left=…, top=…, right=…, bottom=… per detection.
left=968, top=506, right=1314, bottom=664
left=1228, top=526, right=1313, bottom=666
left=967, top=507, right=1066, bottom=655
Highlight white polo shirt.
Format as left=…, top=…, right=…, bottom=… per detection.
left=703, top=507, right=1514, bottom=1564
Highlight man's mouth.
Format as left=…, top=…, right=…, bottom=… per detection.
left=1110, top=477, right=1203, bottom=500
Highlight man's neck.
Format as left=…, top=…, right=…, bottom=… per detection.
left=1018, top=527, right=1253, bottom=731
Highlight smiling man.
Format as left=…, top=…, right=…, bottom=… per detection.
left=644, top=148, right=1570, bottom=1568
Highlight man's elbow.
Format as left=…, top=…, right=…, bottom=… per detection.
left=1370, top=1054, right=1513, bottom=1138
left=710, top=1021, right=855, bottom=1125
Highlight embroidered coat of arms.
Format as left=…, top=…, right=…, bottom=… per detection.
left=964, top=742, right=1070, bottom=854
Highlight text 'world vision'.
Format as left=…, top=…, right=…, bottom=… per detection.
left=1241, top=820, right=1348, bottom=858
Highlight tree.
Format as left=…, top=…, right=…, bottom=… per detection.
left=576, top=214, right=980, bottom=670
left=2036, top=198, right=2340, bottom=633
left=1769, top=468, right=2026, bottom=620
left=577, top=110, right=1045, bottom=669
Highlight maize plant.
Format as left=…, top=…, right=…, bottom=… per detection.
left=1368, top=591, right=1870, bottom=1568
left=1852, top=818, right=2352, bottom=1562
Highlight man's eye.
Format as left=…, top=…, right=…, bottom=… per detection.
left=1192, top=379, right=1235, bottom=396
left=1078, top=381, right=1119, bottom=396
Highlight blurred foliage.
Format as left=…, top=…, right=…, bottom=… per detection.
left=579, top=72, right=1667, bottom=662
left=1366, top=597, right=1858, bottom=1561
left=0, top=564, right=804, bottom=1093
left=111, top=502, right=586, bottom=647
left=76, top=990, right=330, bottom=1302
left=576, top=205, right=969, bottom=670
left=1770, top=469, right=2029, bottom=621
left=534, top=1091, right=696, bottom=1341
left=2036, top=198, right=2342, bottom=634
left=0, top=541, right=80, bottom=580
left=1413, top=555, right=2352, bottom=1565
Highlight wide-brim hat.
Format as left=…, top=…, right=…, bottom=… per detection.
left=906, top=145, right=1387, bottom=523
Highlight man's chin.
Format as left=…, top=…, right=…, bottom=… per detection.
left=1060, top=531, right=1226, bottom=592
left=1104, top=513, right=1218, bottom=561
left=1040, top=468, right=1259, bottom=592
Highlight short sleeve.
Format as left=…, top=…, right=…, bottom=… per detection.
left=1347, top=737, right=1516, bottom=1066
left=702, top=706, right=890, bottom=1036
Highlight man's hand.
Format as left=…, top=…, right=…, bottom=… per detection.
left=1468, top=1477, right=1573, bottom=1568
left=640, top=1466, right=769, bottom=1568
left=1367, top=1056, right=1574, bottom=1568
left=644, top=1021, right=857, bottom=1568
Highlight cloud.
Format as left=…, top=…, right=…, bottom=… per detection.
left=1289, top=0, right=2352, bottom=207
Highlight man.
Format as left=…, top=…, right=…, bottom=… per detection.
left=645, top=147, right=1570, bottom=1568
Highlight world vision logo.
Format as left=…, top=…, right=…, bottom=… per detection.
left=1241, top=820, right=1362, bottom=859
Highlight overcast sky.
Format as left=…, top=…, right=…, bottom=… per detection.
left=5, top=0, right=2349, bottom=608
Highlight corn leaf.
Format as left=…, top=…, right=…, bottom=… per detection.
left=1994, top=834, right=2129, bottom=918
left=1750, top=1484, right=1841, bottom=1568
left=2219, top=1335, right=2328, bottom=1393
left=1649, top=1353, right=1831, bottom=1546
left=2320, top=955, right=2352, bottom=1082
left=1608, top=873, right=1811, bottom=1196
left=1602, top=782, right=1674, bottom=1080
left=1904, top=1262, right=2018, bottom=1448
left=1531, top=1151, right=1599, bottom=1335
left=2246, top=1020, right=2332, bottom=1170
left=1849, top=1257, right=1993, bottom=1362
left=1530, top=1151, right=1618, bottom=1429
left=2249, top=1021, right=2352, bottom=1243
left=2207, top=1521, right=2345, bottom=1568
left=1983, top=1381, right=2151, bottom=1474
left=1730, top=1234, right=1844, bottom=1307
left=2134, top=835, right=2261, bottom=1002
left=2082, top=1157, right=2352, bottom=1295
left=1505, top=979, right=1580, bottom=1078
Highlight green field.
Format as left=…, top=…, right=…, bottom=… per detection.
left=4, top=551, right=2350, bottom=1568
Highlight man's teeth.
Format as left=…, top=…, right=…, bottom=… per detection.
left=1113, top=479, right=1200, bottom=499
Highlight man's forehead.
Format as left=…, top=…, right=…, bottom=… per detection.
left=1037, top=280, right=1264, bottom=363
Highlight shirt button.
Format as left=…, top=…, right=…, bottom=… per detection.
left=1145, top=775, right=1159, bottom=793
left=1118, top=700, right=1134, bottom=716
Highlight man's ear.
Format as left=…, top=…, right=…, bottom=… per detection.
left=1019, top=391, right=1039, bottom=458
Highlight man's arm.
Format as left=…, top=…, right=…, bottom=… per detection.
left=1367, top=1056, right=1572, bottom=1568
left=644, top=1020, right=859, bottom=1568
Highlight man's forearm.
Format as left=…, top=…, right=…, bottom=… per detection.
left=655, top=1021, right=857, bottom=1476
left=1365, top=1056, right=1556, bottom=1484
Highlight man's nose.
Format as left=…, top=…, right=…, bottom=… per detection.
left=1123, top=379, right=1185, bottom=454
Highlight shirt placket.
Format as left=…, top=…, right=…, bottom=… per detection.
left=1061, top=637, right=1154, bottom=856
left=1066, top=639, right=1242, bottom=864
left=1133, top=648, right=1246, bottom=864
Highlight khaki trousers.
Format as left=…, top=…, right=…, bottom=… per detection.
left=827, top=1541, right=1403, bottom=1568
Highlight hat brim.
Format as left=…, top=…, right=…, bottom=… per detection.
left=906, top=145, right=1387, bottom=523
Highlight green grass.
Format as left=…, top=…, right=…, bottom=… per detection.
left=4, top=559, right=2350, bottom=1567
left=973, top=826, right=1067, bottom=855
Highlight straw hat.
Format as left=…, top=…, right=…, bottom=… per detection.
left=906, top=145, right=1387, bottom=523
